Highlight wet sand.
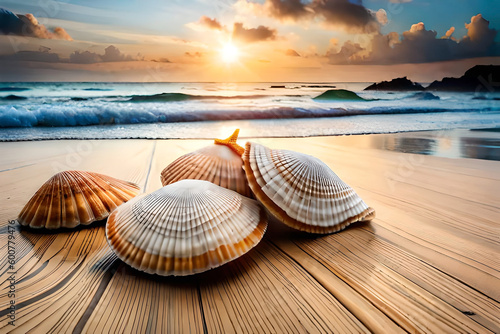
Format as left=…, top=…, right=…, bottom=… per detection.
left=0, top=130, right=498, bottom=333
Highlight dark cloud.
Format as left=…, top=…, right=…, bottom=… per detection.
left=152, top=57, right=172, bottom=63
left=0, top=50, right=61, bottom=63
left=311, top=0, right=380, bottom=33
left=461, top=14, right=497, bottom=54
left=326, top=41, right=364, bottom=63
left=1, top=45, right=137, bottom=64
left=261, top=0, right=380, bottom=33
left=185, top=52, right=203, bottom=57
left=0, top=8, right=72, bottom=40
left=69, top=50, right=101, bottom=64
left=191, top=15, right=278, bottom=43
left=70, top=45, right=134, bottom=64
left=327, top=14, right=499, bottom=65
left=232, top=22, right=277, bottom=43
left=198, top=16, right=223, bottom=30
left=266, top=0, right=310, bottom=20
left=285, top=49, right=300, bottom=56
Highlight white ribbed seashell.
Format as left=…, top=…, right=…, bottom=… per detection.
left=106, top=179, right=267, bottom=276
left=160, top=129, right=251, bottom=197
left=243, top=142, right=375, bottom=234
left=17, top=171, right=141, bottom=229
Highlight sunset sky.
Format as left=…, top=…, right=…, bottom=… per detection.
left=0, top=0, right=499, bottom=82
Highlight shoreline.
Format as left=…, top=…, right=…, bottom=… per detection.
left=1, top=127, right=498, bottom=161
left=1, top=111, right=500, bottom=141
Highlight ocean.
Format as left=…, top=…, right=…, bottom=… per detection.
left=0, top=82, right=499, bottom=141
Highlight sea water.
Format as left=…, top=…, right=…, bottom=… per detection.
left=0, top=82, right=499, bottom=141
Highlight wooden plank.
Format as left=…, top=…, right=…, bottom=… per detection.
left=82, top=260, right=205, bottom=333
left=0, top=134, right=498, bottom=333
left=270, top=238, right=404, bottom=334
left=199, top=241, right=371, bottom=333
left=278, top=224, right=497, bottom=333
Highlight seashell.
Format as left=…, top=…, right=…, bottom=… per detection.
left=18, top=171, right=141, bottom=229
left=243, top=142, right=375, bottom=234
left=160, top=129, right=251, bottom=197
left=106, top=179, right=267, bottom=276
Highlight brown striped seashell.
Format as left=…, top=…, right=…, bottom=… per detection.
left=160, top=129, right=251, bottom=197
left=243, top=142, right=375, bottom=234
left=106, top=179, right=267, bottom=276
left=17, top=171, right=141, bottom=229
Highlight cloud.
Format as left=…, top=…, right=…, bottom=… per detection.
left=232, top=22, right=277, bottom=43
left=186, top=16, right=225, bottom=32
left=0, top=8, right=72, bottom=40
left=1, top=45, right=138, bottom=64
left=185, top=52, right=203, bottom=57
left=265, top=0, right=311, bottom=21
left=199, top=16, right=223, bottom=30
left=101, top=45, right=133, bottom=62
left=285, top=49, right=300, bottom=56
left=326, top=41, right=365, bottom=63
left=375, top=9, right=388, bottom=26
left=239, top=0, right=382, bottom=33
left=326, top=14, right=499, bottom=65
left=187, top=15, right=278, bottom=43
left=70, top=45, right=134, bottom=64
left=462, top=14, right=497, bottom=51
left=0, top=50, right=61, bottom=63
left=69, top=50, right=101, bottom=64
left=441, top=27, right=456, bottom=40
left=152, top=57, right=172, bottom=63
left=311, top=0, right=380, bottom=33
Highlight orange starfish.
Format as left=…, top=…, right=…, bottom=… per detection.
left=214, top=129, right=245, bottom=156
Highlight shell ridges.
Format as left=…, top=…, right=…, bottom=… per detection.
left=160, top=132, right=251, bottom=196
left=106, top=180, right=267, bottom=276
left=243, top=142, right=375, bottom=234
left=17, top=171, right=140, bottom=229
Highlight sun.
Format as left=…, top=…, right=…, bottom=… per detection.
left=220, top=43, right=240, bottom=64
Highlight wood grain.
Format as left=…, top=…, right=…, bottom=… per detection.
left=0, top=133, right=498, bottom=333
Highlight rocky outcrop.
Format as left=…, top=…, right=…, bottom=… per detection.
left=426, top=65, right=500, bottom=92
left=364, top=77, right=425, bottom=91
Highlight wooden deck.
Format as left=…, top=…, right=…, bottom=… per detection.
left=0, top=134, right=498, bottom=333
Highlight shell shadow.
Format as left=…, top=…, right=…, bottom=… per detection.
left=264, top=214, right=374, bottom=243
left=108, top=249, right=257, bottom=289
left=17, top=218, right=107, bottom=235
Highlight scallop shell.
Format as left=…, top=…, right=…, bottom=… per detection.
left=243, top=142, right=375, bottom=234
left=18, top=171, right=141, bottom=229
left=106, top=179, right=267, bottom=276
left=160, top=129, right=251, bottom=197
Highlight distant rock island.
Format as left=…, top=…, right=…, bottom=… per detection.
left=426, top=65, right=500, bottom=92
left=364, top=77, right=424, bottom=91
left=410, top=92, right=440, bottom=100
left=364, top=65, right=499, bottom=92
left=314, top=89, right=366, bottom=101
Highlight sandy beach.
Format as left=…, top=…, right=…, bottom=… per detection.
left=0, top=130, right=499, bottom=333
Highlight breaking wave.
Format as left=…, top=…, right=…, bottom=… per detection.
left=127, top=92, right=276, bottom=102
left=0, top=103, right=491, bottom=128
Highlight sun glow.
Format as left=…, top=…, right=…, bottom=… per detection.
left=220, top=43, right=240, bottom=64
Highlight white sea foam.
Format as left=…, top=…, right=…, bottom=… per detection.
left=0, top=82, right=498, bottom=139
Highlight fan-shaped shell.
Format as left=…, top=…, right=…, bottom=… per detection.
left=243, top=142, right=375, bottom=234
left=17, top=171, right=141, bottom=229
left=160, top=144, right=251, bottom=197
left=106, top=179, right=267, bottom=276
